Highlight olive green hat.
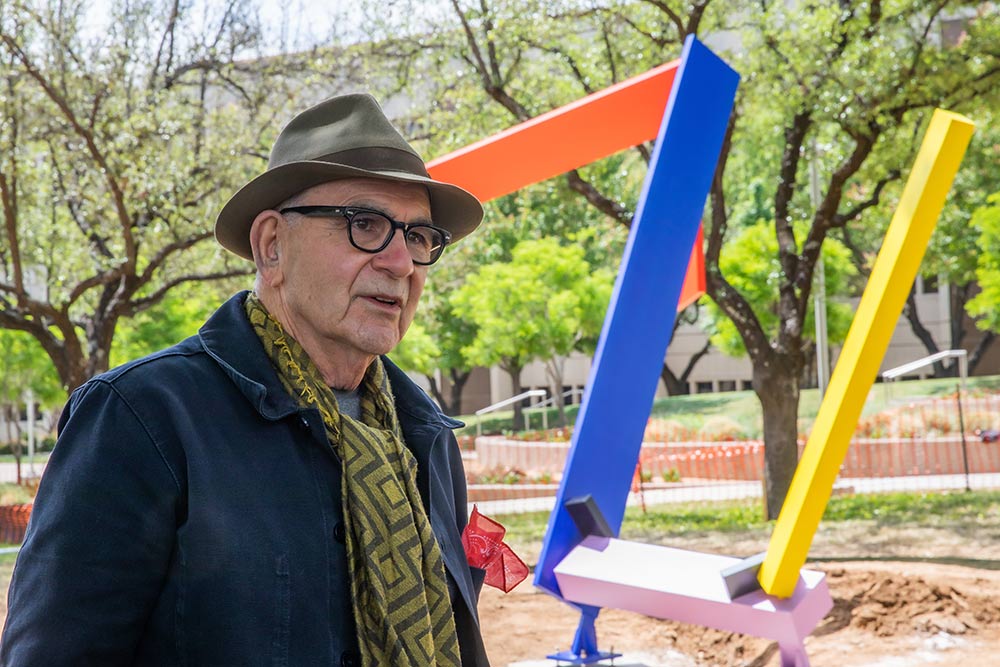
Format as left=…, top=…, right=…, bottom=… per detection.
left=215, top=93, right=483, bottom=260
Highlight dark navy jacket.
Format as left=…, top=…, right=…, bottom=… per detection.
left=1, top=292, right=489, bottom=666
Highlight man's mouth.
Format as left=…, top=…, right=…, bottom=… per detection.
left=367, top=295, right=401, bottom=308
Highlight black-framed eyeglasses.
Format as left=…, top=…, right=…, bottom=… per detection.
left=279, top=205, right=451, bottom=266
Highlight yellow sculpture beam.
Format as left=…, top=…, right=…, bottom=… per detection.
left=758, top=109, right=976, bottom=598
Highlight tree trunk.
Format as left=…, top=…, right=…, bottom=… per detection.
left=660, top=339, right=711, bottom=396
left=428, top=369, right=472, bottom=417
left=4, top=404, right=22, bottom=485
left=901, top=287, right=947, bottom=375
left=660, top=364, right=689, bottom=395
left=426, top=375, right=449, bottom=414
left=969, top=331, right=996, bottom=374
left=545, top=356, right=568, bottom=428
left=447, top=368, right=471, bottom=417
left=755, top=366, right=801, bottom=520
left=502, top=359, right=525, bottom=431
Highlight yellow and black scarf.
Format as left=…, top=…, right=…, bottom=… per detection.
left=245, top=293, right=461, bottom=667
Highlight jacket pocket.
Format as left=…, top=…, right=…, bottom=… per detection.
left=271, top=554, right=290, bottom=667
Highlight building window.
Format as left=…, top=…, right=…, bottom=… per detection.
left=940, top=17, right=970, bottom=48
left=922, top=274, right=939, bottom=293
left=696, top=381, right=713, bottom=394
left=741, top=380, right=754, bottom=391
left=718, top=380, right=736, bottom=392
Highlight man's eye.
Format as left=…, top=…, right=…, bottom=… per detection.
left=406, top=228, right=433, bottom=248
left=350, top=213, right=384, bottom=233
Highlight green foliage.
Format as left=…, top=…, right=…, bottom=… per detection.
left=110, top=284, right=224, bottom=368
left=452, top=237, right=613, bottom=370
left=389, top=322, right=439, bottom=376
left=0, top=330, right=62, bottom=408
left=967, top=192, right=1000, bottom=330
left=706, top=221, right=857, bottom=357
left=0, top=0, right=290, bottom=391
left=661, top=468, right=681, bottom=483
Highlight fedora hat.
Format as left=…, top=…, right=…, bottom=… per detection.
left=215, top=93, right=484, bottom=260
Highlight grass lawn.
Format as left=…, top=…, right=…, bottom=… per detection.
left=0, top=453, right=49, bottom=465
left=495, top=489, right=1000, bottom=566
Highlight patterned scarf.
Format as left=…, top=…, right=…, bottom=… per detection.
left=245, top=293, right=461, bottom=667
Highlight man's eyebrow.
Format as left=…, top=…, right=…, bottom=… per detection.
left=347, top=200, right=434, bottom=226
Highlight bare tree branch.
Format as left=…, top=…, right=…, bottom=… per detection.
left=565, top=169, right=632, bottom=226
left=0, top=32, right=138, bottom=270
left=128, top=269, right=254, bottom=315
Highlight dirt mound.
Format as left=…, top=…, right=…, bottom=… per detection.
left=824, top=567, right=1000, bottom=638
left=480, top=560, right=1000, bottom=666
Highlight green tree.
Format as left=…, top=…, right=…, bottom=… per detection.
left=361, top=0, right=1000, bottom=517
left=966, top=192, right=1000, bottom=330
left=110, top=281, right=231, bottom=368
left=704, top=3, right=1000, bottom=515
left=452, top=237, right=613, bottom=427
left=842, top=104, right=1000, bottom=376
left=706, top=220, right=858, bottom=375
left=0, top=329, right=62, bottom=480
left=0, top=0, right=303, bottom=393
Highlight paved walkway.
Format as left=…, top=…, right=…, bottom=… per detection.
left=4, top=459, right=996, bottom=516
left=470, top=472, right=1000, bottom=516
left=0, top=461, right=46, bottom=484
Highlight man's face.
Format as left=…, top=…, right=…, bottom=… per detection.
left=271, top=177, right=431, bottom=363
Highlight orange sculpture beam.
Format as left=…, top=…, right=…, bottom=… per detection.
left=427, top=59, right=704, bottom=311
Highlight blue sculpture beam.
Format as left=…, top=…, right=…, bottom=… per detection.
left=534, top=35, right=740, bottom=599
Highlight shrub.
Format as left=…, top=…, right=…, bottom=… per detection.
left=961, top=410, right=996, bottom=434
left=857, top=413, right=892, bottom=438
left=470, top=466, right=527, bottom=485
left=699, top=415, right=747, bottom=441
left=661, top=468, right=682, bottom=483
left=0, top=483, right=35, bottom=506
left=508, top=428, right=572, bottom=442
left=923, top=411, right=955, bottom=435
left=644, top=418, right=693, bottom=442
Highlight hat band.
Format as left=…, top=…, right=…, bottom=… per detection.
left=312, top=146, right=430, bottom=179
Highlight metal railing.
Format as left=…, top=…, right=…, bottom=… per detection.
left=474, top=389, right=547, bottom=436
left=882, top=349, right=967, bottom=404
left=524, top=390, right=578, bottom=432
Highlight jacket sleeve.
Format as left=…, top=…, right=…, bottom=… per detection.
left=0, top=379, right=182, bottom=666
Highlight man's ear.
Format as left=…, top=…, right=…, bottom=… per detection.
left=249, top=210, right=283, bottom=286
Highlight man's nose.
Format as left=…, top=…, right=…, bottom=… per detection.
left=371, top=228, right=415, bottom=277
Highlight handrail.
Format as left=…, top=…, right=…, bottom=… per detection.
left=525, top=389, right=578, bottom=432
left=882, top=349, right=967, bottom=381
left=881, top=349, right=967, bottom=404
left=529, top=389, right=576, bottom=410
left=475, top=389, right=547, bottom=436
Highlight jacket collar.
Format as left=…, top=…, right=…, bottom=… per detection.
left=383, top=356, right=463, bottom=430
left=198, top=292, right=463, bottom=434
left=198, top=291, right=301, bottom=421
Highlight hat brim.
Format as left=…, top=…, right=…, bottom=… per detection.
left=216, top=161, right=484, bottom=261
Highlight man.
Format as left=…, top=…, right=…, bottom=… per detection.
left=1, top=94, right=491, bottom=666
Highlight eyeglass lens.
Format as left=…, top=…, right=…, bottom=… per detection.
left=348, top=210, right=445, bottom=264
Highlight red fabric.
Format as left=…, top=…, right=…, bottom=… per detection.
left=461, top=506, right=529, bottom=593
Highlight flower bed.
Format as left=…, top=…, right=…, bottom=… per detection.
left=0, top=503, right=32, bottom=544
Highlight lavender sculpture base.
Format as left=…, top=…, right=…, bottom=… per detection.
left=553, top=537, right=833, bottom=667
